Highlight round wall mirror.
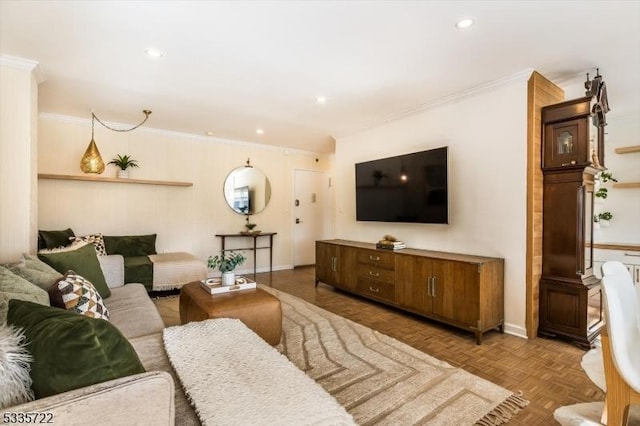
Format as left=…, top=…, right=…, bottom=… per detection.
left=223, top=166, right=272, bottom=215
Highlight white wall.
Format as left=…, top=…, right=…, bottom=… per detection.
left=0, top=57, right=40, bottom=263
left=593, top=115, right=640, bottom=244
left=333, top=75, right=530, bottom=336
left=562, top=79, right=640, bottom=244
left=37, top=115, right=330, bottom=274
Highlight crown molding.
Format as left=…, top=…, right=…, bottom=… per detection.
left=0, top=55, right=46, bottom=83
left=334, top=68, right=535, bottom=140
left=38, top=112, right=323, bottom=157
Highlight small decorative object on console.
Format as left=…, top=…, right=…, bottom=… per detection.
left=376, top=234, right=406, bottom=250
left=241, top=217, right=260, bottom=235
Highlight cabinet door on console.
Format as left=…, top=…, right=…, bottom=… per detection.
left=441, top=261, right=480, bottom=327
left=396, top=256, right=480, bottom=326
left=339, top=245, right=359, bottom=290
left=396, top=254, right=431, bottom=314
left=316, top=241, right=340, bottom=286
left=428, top=259, right=478, bottom=323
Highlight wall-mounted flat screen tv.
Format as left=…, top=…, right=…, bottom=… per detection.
left=233, top=186, right=250, bottom=214
left=355, top=146, right=448, bottom=224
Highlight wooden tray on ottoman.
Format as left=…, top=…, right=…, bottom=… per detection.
left=179, top=281, right=282, bottom=345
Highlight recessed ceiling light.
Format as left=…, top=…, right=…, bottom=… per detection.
left=455, top=18, right=474, bottom=29
left=206, top=131, right=213, bottom=136
left=145, top=48, right=165, bottom=58
left=256, top=129, right=264, bottom=135
left=316, top=96, right=326, bottom=104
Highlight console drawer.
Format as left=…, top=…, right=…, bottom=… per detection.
left=357, top=264, right=395, bottom=283
left=356, top=278, right=395, bottom=302
left=357, top=250, right=395, bottom=269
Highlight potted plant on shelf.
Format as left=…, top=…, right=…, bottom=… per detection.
left=207, top=251, right=246, bottom=286
left=107, top=154, right=139, bottom=178
left=597, top=211, right=613, bottom=227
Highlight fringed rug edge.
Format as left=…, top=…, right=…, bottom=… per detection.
left=474, top=391, right=529, bottom=426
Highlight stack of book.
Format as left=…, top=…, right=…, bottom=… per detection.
left=376, top=240, right=406, bottom=250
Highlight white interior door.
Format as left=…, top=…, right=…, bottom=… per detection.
left=293, top=170, right=331, bottom=266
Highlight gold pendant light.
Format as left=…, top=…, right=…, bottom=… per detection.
left=80, top=114, right=105, bottom=173
left=80, top=110, right=151, bottom=174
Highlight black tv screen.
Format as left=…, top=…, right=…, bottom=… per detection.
left=355, top=147, right=448, bottom=224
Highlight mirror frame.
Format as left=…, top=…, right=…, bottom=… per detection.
left=223, top=166, right=272, bottom=215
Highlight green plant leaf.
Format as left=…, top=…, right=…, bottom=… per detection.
left=107, top=154, right=140, bottom=170
left=207, top=251, right=246, bottom=273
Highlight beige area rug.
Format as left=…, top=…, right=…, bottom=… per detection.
left=259, top=285, right=528, bottom=426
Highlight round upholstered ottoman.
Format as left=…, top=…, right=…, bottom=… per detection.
left=179, top=281, right=282, bottom=345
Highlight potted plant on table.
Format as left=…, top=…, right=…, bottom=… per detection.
left=107, top=154, right=139, bottom=178
left=207, top=251, right=246, bottom=286
left=242, top=216, right=259, bottom=235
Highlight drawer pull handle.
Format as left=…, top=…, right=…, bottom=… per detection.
left=369, top=270, right=380, bottom=277
left=369, top=255, right=380, bottom=261
left=624, top=252, right=640, bottom=257
left=369, top=286, right=380, bottom=293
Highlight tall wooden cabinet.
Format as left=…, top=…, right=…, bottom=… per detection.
left=316, top=240, right=504, bottom=344
left=538, top=96, right=604, bottom=348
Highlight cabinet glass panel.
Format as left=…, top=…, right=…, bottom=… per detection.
left=557, top=131, right=574, bottom=155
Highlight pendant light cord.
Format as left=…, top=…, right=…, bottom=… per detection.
left=92, top=110, right=152, bottom=133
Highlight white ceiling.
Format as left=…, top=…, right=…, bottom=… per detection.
left=1, top=1, right=639, bottom=153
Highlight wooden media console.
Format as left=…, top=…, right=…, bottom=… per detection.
left=316, top=239, right=504, bottom=344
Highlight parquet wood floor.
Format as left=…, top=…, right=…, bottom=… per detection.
left=154, top=266, right=604, bottom=425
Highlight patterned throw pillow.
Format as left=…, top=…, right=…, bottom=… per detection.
left=70, top=233, right=107, bottom=256
left=48, top=271, right=110, bottom=320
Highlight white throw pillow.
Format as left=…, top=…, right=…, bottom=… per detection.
left=0, top=323, right=34, bottom=408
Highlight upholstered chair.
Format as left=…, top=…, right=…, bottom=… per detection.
left=600, top=262, right=640, bottom=425
left=601, top=261, right=633, bottom=280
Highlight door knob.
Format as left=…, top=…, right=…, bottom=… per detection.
left=296, top=218, right=303, bottom=224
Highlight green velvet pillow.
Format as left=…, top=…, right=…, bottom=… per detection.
left=38, top=243, right=111, bottom=298
left=0, top=266, right=50, bottom=324
left=103, top=234, right=157, bottom=257
left=7, top=299, right=145, bottom=399
left=38, top=228, right=75, bottom=249
left=7, top=255, right=63, bottom=291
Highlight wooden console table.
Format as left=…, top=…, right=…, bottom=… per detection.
left=215, top=233, right=277, bottom=277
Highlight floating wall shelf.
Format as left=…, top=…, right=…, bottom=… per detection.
left=614, top=145, right=640, bottom=154
left=613, top=182, right=640, bottom=189
left=38, top=174, right=193, bottom=187
left=592, top=243, right=640, bottom=252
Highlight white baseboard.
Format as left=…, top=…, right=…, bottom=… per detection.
left=503, top=323, right=528, bottom=339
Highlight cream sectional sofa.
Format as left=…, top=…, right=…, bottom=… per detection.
left=37, top=229, right=207, bottom=291
left=2, top=256, right=353, bottom=425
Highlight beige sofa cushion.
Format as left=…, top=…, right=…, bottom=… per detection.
left=107, top=284, right=165, bottom=339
